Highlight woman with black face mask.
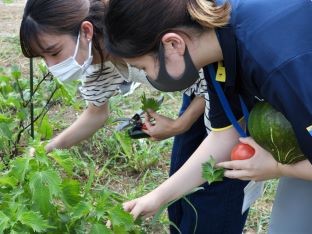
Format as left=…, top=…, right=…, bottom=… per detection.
left=104, top=0, right=312, bottom=233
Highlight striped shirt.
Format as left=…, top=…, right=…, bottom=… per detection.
left=80, top=62, right=148, bottom=106
left=80, top=62, right=211, bottom=133
left=184, top=69, right=211, bottom=133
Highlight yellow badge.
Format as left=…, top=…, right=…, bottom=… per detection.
left=216, top=62, right=226, bottom=82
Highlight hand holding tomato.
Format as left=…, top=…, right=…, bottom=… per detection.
left=231, top=143, right=255, bottom=160
left=217, top=137, right=281, bottom=181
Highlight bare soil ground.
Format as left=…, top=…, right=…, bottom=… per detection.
left=0, top=1, right=28, bottom=69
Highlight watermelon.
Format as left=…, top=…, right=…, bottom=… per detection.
left=248, top=102, right=305, bottom=164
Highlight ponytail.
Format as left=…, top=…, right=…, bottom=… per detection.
left=187, top=0, right=231, bottom=28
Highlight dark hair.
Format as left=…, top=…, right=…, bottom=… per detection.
left=20, top=0, right=108, bottom=65
left=104, top=0, right=230, bottom=58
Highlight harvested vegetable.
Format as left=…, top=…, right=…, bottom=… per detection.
left=231, top=143, right=255, bottom=160
left=248, top=102, right=305, bottom=164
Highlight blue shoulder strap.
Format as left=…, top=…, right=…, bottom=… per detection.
left=208, top=64, right=249, bottom=138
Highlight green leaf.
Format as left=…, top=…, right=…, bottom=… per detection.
left=54, top=78, right=78, bottom=104
left=107, top=205, right=134, bottom=231
left=29, top=170, right=61, bottom=214
left=114, top=131, right=133, bottom=158
left=37, top=116, right=53, bottom=139
left=0, top=114, right=12, bottom=123
left=49, top=150, right=74, bottom=175
left=90, top=224, right=113, bottom=234
left=141, top=92, right=161, bottom=112
left=18, top=211, right=52, bottom=232
left=71, top=201, right=92, bottom=220
left=0, top=175, right=18, bottom=187
left=61, top=179, right=82, bottom=207
left=0, top=211, right=10, bottom=233
left=9, top=157, right=31, bottom=182
left=0, top=123, right=13, bottom=140
left=83, top=160, right=96, bottom=198
left=29, top=170, right=61, bottom=198
left=11, top=66, right=21, bottom=79
left=202, top=156, right=224, bottom=185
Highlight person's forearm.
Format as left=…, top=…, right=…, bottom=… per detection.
left=153, top=128, right=240, bottom=205
left=278, top=159, right=312, bottom=180
left=174, top=96, right=205, bottom=135
left=46, top=103, right=109, bottom=152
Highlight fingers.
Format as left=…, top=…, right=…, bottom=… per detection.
left=217, top=159, right=249, bottom=170
left=223, top=168, right=251, bottom=180
left=239, top=137, right=258, bottom=149
left=123, top=200, right=136, bottom=213
left=146, top=109, right=158, bottom=118
left=144, top=111, right=159, bottom=129
left=123, top=200, right=146, bottom=220
left=217, top=160, right=251, bottom=180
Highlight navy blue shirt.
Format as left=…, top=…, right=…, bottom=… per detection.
left=204, top=0, right=312, bottom=161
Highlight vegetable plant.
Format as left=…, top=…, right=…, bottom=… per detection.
left=0, top=65, right=77, bottom=159
left=0, top=141, right=142, bottom=233
left=114, top=131, right=167, bottom=172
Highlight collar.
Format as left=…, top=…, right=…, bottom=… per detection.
left=215, top=25, right=237, bottom=87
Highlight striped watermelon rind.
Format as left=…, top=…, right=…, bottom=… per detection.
left=248, top=102, right=305, bottom=164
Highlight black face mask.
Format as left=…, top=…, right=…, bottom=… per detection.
left=146, top=44, right=199, bottom=92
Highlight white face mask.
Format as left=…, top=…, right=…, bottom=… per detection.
left=48, top=32, right=93, bottom=82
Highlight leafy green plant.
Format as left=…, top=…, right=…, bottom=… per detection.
left=202, top=156, right=224, bottom=184
left=0, top=141, right=142, bottom=233
left=113, top=131, right=165, bottom=172
left=141, top=93, right=161, bottom=112
left=0, top=65, right=77, bottom=158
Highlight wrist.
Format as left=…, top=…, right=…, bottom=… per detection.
left=275, top=161, right=284, bottom=177
left=275, top=161, right=294, bottom=178
left=153, top=185, right=173, bottom=207
left=173, top=117, right=189, bottom=135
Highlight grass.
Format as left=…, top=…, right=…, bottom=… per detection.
left=0, top=1, right=278, bottom=233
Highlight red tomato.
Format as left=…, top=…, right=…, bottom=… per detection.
left=231, top=143, right=255, bottom=160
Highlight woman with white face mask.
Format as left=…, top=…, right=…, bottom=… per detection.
left=19, top=1, right=250, bottom=233
left=19, top=0, right=150, bottom=152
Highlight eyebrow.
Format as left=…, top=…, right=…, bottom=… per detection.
left=42, top=43, right=60, bottom=52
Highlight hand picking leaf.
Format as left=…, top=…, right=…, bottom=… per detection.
left=141, top=93, right=161, bottom=112
left=202, top=156, right=224, bottom=185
